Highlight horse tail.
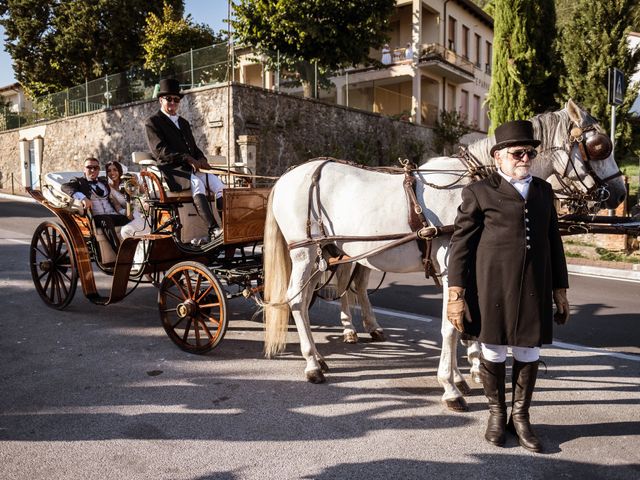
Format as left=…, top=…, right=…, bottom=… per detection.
left=262, top=188, right=292, bottom=358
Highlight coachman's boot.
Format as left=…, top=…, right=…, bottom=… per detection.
left=193, top=194, right=221, bottom=239
left=508, top=360, right=543, bottom=453
left=479, top=359, right=507, bottom=446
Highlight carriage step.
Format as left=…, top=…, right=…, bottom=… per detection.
left=86, top=294, right=110, bottom=305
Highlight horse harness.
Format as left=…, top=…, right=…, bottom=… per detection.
left=547, top=122, right=623, bottom=211
left=288, top=157, right=463, bottom=286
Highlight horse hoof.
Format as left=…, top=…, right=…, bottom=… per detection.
left=343, top=331, right=358, bottom=344
left=455, top=380, right=472, bottom=396
left=443, top=397, right=468, bottom=412
left=306, top=370, right=326, bottom=384
left=471, top=372, right=482, bottom=384
left=318, top=359, right=329, bottom=372
left=369, top=330, right=386, bottom=342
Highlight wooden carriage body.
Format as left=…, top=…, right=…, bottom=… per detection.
left=28, top=157, right=271, bottom=354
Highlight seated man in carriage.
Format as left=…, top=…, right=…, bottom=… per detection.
left=61, top=156, right=130, bottom=252
left=144, top=78, right=224, bottom=243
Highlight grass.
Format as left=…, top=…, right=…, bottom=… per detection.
left=595, top=247, right=640, bottom=264
left=620, top=156, right=639, bottom=205
left=565, top=251, right=587, bottom=259
left=564, top=239, right=596, bottom=247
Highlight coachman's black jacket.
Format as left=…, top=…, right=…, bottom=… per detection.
left=144, top=110, right=207, bottom=192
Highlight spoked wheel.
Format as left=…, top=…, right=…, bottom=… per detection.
left=30, top=221, right=78, bottom=310
left=159, top=261, right=228, bottom=354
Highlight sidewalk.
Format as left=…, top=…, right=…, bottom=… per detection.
left=2, top=191, right=639, bottom=282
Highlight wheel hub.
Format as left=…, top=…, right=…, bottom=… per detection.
left=176, top=299, right=198, bottom=318
left=39, top=260, right=53, bottom=272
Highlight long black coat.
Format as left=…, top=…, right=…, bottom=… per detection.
left=144, top=110, right=207, bottom=192
left=447, top=173, right=569, bottom=347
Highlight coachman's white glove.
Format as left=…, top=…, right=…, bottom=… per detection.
left=447, top=286, right=468, bottom=332
left=553, top=288, right=570, bottom=325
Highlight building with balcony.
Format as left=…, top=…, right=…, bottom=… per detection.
left=234, top=0, right=494, bottom=132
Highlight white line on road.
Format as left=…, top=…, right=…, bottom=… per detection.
left=338, top=302, right=639, bottom=362
left=2, top=237, right=30, bottom=245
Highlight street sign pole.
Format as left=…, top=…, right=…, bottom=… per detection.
left=611, top=104, right=616, bottom=157
left=608, top=67, right=625, bottom=159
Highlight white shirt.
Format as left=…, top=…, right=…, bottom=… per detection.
left=72, top=179, right=118, bottom=215
left=161, top=109, right=180, bottom=129
left=498, top=168, right=532, bottom=199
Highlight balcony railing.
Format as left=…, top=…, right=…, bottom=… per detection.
left=419, top=43, right=476, bottom=76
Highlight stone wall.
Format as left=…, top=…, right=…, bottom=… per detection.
left=0, top=129, right=19, bottom=193
left=231, top=83, right=434, bottom=177
left=0, top=82, right=435, bottom=193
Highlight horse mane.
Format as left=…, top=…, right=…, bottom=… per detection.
left=465, top=106, right=573, bottom=166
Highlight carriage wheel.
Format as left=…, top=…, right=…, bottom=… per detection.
left=30, top=221, right=78, bottom=310
left=159, top=261, right=228, bottom=354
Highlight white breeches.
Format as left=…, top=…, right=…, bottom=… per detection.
left=481, top=343, right=540, bottom=363
left=191, top=172, right=224, bottom=197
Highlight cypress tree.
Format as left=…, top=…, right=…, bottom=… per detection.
left=558, top=0, right=640, bottom=158
left=487, top=0, right=560, bottom=130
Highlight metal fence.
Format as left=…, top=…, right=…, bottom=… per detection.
left=0, top=42, right=231, bottom=131
left=1, top=40, right=442, bottom=131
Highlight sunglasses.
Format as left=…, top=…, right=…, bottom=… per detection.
left=85, top=165, right=100, bottom=171
left=507, top=149, right=537, bottom=160
left=163, top=96, right=181, bottom=104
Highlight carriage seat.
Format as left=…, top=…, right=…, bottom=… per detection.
left=42, top=172, right=88, bottom=212
left=42, top=171, right=127, bottom=263
left=132, top=151, right=196, bottom=202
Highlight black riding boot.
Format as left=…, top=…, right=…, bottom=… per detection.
left=479, top=359, right=507, bottom=447
left=508, top=360, right=543, bottom=453
left=193, top=193, right=218, bottom=232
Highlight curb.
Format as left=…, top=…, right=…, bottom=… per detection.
left=2, top=192, right=638, bottom=282
left=567, top=263, right=640, bottom=282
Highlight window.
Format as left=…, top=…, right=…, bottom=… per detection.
left=447, top=84, right=456, bottom=111
left=462, top=26, right=470, bottom=59
left=475, top=34, right=481, bottom=67
left=485, top=41, right=492, bottom=74
left=473, top=94, right=481, bottom=128
left=460, top=90, right=469, bottom=119
left=448, top=16, right=456, bottom=51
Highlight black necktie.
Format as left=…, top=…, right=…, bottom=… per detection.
left=90, top=181, right=104, bottom=197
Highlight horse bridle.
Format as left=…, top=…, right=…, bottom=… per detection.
left=550, top=122, right=623, bottom=209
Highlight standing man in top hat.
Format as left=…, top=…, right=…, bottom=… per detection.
left=145, top=78, right=224, bottom=241
left=446, top=119, right=570, bottom=453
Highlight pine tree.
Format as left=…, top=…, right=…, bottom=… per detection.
left=558, top=0, right=640, bottom=158
left=487, top=0, right=560, bottom=129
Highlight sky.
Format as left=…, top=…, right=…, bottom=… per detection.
left=0, top=0, right=231, bottom=87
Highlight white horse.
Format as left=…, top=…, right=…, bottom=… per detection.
left=262, top=99, right=626, bottom=411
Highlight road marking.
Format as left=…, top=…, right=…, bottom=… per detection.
left=551, top=340, right=640, bottom=362
left=569, top=270, right=640, bottom=284
left=335, top=302, right=639, bottom=362
left=2, top=238, right=30, bottom=245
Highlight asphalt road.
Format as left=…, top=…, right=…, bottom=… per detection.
left=1, top=197, right=639, bottom=480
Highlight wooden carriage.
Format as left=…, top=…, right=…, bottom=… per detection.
left=28, top=153, right=271, bottom=354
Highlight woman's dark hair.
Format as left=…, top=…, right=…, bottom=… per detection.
left=105, top=160, right=123, bottom=177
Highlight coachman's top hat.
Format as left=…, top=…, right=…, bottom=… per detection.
left=490, top=120, right=540, bottom=156
left=157, top=78, right=184, bottom=98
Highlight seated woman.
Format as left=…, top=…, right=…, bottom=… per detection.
left=105, top=160, right=150, bottom=239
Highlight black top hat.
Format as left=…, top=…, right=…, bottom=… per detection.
left=490, top=120, right=540, bottom=156
left=157, top=78, right=184, bottom=98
